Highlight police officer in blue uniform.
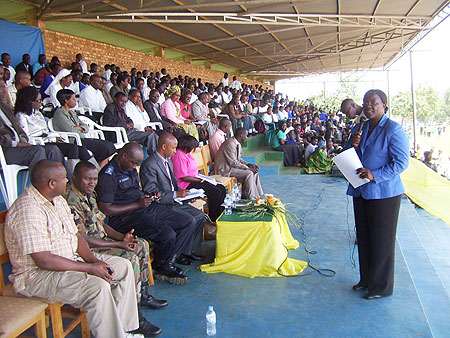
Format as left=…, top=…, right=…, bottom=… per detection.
left=96, top=142, right=196, bottom=283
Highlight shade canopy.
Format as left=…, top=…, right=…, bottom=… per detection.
left=17, top=0, right=450, bottom=80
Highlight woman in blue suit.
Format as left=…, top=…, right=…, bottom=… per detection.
left=349, top=89, right=409, bottom=299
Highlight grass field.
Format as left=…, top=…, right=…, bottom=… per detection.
left=414, top=128, right=450, bottom=159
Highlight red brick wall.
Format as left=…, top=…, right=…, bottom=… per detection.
left=43, top=30, right=272, bottom=89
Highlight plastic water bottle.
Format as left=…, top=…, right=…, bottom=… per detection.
left=230, top=187, right=236, bottom=208
left=206, top=306, right=216, bottom=336
left=236, top=184, right=242, bottom=202
left=224, top=195, right=232, bottom=215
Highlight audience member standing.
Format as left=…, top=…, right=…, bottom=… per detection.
left=15, top=54, right=33, bottom=79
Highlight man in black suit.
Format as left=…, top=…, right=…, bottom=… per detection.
left=15, top=54, right=33, bottom=79
left=143, top=89, right=184, bottom=137
left=96, top=142, right=197, bottom=284
left=140, top=133, right=205, bottom=265
left=103, top=92, right=158, bottom=154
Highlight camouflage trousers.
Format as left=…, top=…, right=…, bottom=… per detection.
left=94, top=237, right=150, bottom=302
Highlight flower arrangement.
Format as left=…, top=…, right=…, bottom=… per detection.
left=238, top=194, right=301, bottom=229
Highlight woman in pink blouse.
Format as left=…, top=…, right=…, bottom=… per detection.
left=171, top=135, right=226, bottom=222
left=161, top=85, right=198, bottom=139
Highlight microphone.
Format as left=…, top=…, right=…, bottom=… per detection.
left=358, top=116, right=368, bottom=132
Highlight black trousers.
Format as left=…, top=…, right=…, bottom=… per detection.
left=353, top=195, right=402, bottom=296
left=81, top=138, right=116, bottom=162
left=47, top=142, right=91, bottom=161
left=188, top=181, right=226, bottom=222
left=108, top=203, right=197, bottom=264
left=3, top=144, right=62, bottom=169
left=275, top=144, right=301, bottom=166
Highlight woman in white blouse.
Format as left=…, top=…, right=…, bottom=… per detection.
left=14, top=86, right=94, bottom=177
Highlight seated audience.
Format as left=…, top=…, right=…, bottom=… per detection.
left=110, top=73, right=130, bottom=98
left=304, top=139, right=334, bottom=174
left=0, top=101, right=63, bottom=169
left=4, top=160, right=144, bottom=338
left=52, top=89, right=116, bottom=168
left=139, top=134, right=205, bottom=265
left=15, top=54, right=33, bottom=79
left=125, top=89, right=153, bottom=130
left=304, top=136, right=319, bottom=160
left=101, top=76, right=114, bottom=104
left=222, top=94, right=244, bottom=133
left=1, top=53, right=15, bottom=87
left=0, top=65, right=12, bottom=107
left=79, top=74, right=107, bottom=122
left=15, top=86, right=93, bottom=178
left=214, top=127, right=263, bottom=200
left=32, top=53, right=46, bottom=76
left=66, top=161, right=167, bottom=336
left=39, top=62, right=61, bottom=98
left=45, top=68, right=73, bottom=107
left=192, top=92, right=218, bottom=139
left=171, top=135, right=226, bottom=222
left=143, top=89, right=181, bottom=136
left=104, top=92, right=158, bottom=154
left=96, top=142, right=195, bottom=284
left=273, top=121, right=302, bottom=167
left=8, top=71, right=31, bottom=106
left=209, top=118, right=232, bottom=160
left=161, top=86, right=198, bottom=139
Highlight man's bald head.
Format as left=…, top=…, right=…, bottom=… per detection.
left=118, top=142, right=144, bottom=171
left=157, top=132, right=178, bottom=158
left=15, top=71, right=31, bottom=89
left=31, top=160, right=67, bottom=199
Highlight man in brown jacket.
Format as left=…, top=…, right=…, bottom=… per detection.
left=214, top=127, right=263, bottom=200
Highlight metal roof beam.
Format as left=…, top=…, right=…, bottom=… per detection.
left=44, top=12, right=431, bottom=30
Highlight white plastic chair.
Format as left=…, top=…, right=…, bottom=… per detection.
left=0, top=146, right=29, bottom=208
left=79, top=116, right=128, bottom=149
left=47, top=118, right=83, bottom=146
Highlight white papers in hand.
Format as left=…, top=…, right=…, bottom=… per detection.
left=332, top=148, right=370, bottom=188
left=196, top=174, right=217, bottom=186
left=174, top=188, right=206, bottom=204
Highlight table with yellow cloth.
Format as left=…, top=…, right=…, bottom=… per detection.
left=199, top=211, right=308, bottom=278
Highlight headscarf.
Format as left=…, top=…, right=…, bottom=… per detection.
left=318, top=140, right=326, bottom=149
left=167, top=85, right=181, bottom=97
left=44, top=68, right=71, bottom=95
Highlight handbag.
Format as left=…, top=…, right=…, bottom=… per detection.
left=204, top=214, right=217, bottom=240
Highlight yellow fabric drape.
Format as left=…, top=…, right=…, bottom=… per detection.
left=401, top=158, right=450, bottom=225
left=199, top=213, right=308, bottom=278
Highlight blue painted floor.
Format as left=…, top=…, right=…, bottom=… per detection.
left=20, top=174, right=450, bottom=337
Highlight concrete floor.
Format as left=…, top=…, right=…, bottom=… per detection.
left=16, top=173, right=450, bottom=338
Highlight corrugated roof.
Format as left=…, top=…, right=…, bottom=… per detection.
left=20, top=0, right=450, bottom=80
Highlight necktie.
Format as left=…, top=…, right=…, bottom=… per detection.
left=164, top=160, right=175, bottom=191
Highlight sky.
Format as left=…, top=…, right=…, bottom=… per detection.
left=275, top=13, right=450, bottom=102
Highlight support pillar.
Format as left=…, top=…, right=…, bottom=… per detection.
left=154, top=47, right=165, bottom=58
left=183, top=55, right=192, bottom=64
left=204, top=62, right=212, bottom=69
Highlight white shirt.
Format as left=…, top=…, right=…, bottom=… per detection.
left=262, top=113, right=278, bottom=123
left=221, top=91, right=230, bottom=104
left=189, top=93, right=198, bottom=104
left=259, top=104, right=269, bottom=114
left=125, top=100, right=150, bottom=129
left=79, top=85, right=106, bottom=112
left=277, top=111, right=289, bottom=120
left=16, top=110, right=49, bottom=136
left=230, top=80, right=242, bottom=91
left=157, top=94, right=165, bottom=105
left=221, top=77, right=229, bottom=87
left=305, top=143, right=318, bottom=160
left=5, top=65, right=15, bottom=87
left=69, top=81, right=81, bottom=95
left=102, top=69, right=112, bottom=81
left=78, top=60, right=88, bottom=74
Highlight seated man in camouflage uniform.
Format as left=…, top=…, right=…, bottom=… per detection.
left=65, top=161, right=168, bottom=337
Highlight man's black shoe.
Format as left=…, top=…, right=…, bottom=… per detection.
left=187, top=252, right=205, bottom=261
left=140, top=287, right=168, bottom=309
left=129, top=311, right=162, bottom=337
left=176, top=255, right=192, bottom=265
left=364, top=293, right=387, bottom=300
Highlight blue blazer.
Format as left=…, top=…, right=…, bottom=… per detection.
left=346, top=114, right=409, bottom=200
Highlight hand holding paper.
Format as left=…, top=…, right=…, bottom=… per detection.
left=332, top=148, right=370, bottom=188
